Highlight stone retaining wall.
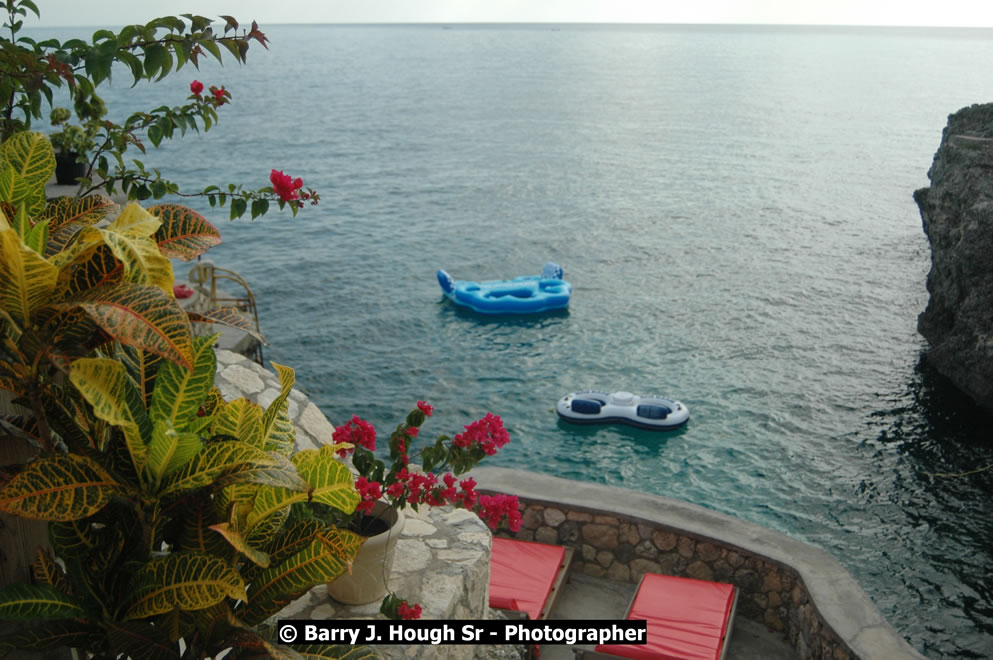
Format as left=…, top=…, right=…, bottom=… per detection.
left=502, top=500, right=845, bottom=660
left=474, top=467, right=924, bottom=660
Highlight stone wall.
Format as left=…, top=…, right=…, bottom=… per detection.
left=474, top=467, right=924, bottom=660
left=501, top=500, right=847, bottom=660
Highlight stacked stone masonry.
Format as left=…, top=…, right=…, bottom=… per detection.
left=501, top=500, right=852, bottom=660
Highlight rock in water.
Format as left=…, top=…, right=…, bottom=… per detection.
left=914, top=103, right=993, bottom=411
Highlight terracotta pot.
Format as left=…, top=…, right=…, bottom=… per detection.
left=327, top=501, right=405, bottom=605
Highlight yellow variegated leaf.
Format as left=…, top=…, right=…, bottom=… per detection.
left=40, top=194, right=117, bottom=234
left=210, top=398, right=263, bottom=447
left=0, top=227, right=58, bottom=324
left=70, top=283, right=194, bottom=370
left=246, top=446, right=358, bottom=534
left=49, top=223, right=106, bottom=270
left=149, top=334, right=218, bottom=429
left=32, top=548, right=69, bottom=595
left=208, top=522, right=270, bottom=567
left=69, top=357, right=152, bottom=474
left=0, top=452, right=124, bottom=521
left=261, top=362, right=294, bottom=438
left=56, top=244, right=123, bottom=297
left=0, top=132, right=54, bottom=219
left=126, top=554, right=246, bottom=619
left=24, top=217, right=48, bottom=254
left=215, top=452, right=308, bottom=492
left=98, top=226, right=173, bottom=291
left=116, top=343, right=164, bottom=407
left=159, top=441, right=278, bottom=497
left=148, top=204, right=222, bottom=261
left=146, top=418, right=203, bottom=489
left=262, top=401, right=295, bottom=456
left=187, top=307, right=265, bottom=344
left=242, top=530, right=363, bottom=625
left=107, top=202, right=161, bottom=238
left=0, top=584, right=86, bottom=620
left=295, top=645, right=381, bottom=660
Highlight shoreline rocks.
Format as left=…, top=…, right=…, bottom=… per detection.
left=914, top=103, right=993, bottom=411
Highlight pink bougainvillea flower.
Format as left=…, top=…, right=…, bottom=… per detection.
left=417, top=401, right=434, bottom=417
left=331, top=415, right=376, bottom=455
left=398, top=601, right=422, bottom=620
left=210, top=84, right=228, bottom=105
left=270, top=169, right=304, bottom=201
left=190, top=80, right=204, bottom=96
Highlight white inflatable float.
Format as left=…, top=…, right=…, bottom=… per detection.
left=556, top=391, right=689, bottom=430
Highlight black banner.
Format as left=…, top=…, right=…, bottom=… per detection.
left=276, top=619, right=647, bottom=646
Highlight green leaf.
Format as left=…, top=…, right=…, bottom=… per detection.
left=149, top=334, right=217, bottom=430
left=145, top=418, right=203, bottom=489
left=70, top=356, right=153, bottom=474
left=0, top=622, right=103, bottom=654
left=105, top=621, right=181, bottom=660
left=126, top=553, right=246, bottom=619
left=0, top=583, right=87, bottom=620
left=229, top=197, right=247, bottom=220
left=0, top=452, right=124, bottom=521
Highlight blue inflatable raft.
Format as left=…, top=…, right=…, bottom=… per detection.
left=437, top=263, right=571, bottom=314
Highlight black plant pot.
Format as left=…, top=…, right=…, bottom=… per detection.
left=54, top=153, right=87, bottom=185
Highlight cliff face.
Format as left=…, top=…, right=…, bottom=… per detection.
left=914, top=103, right=993, bottom=411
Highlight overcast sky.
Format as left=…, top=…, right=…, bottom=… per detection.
left=24, top=0, right=993, bottom=28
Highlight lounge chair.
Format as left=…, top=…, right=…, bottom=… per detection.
left=576, top=573, right=738, bottom=660
left=489, top=536, right=574, bottom=621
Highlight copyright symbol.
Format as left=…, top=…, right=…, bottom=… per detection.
left=279, top=624, right=298, bottom=643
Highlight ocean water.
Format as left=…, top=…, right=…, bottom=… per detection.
left=36, top=23, right=993, bottom=657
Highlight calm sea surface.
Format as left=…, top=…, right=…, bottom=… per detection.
left=37, top=23, right=993, bottom=657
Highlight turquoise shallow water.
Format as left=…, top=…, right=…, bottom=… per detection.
left=37, top=23, right=993, bottom=657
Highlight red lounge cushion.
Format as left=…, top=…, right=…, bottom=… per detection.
left=489, top=537, right=566, bottom=621
left=173, top=284, right=194, bottom=299
left=596, top=574, right=735, bottom=660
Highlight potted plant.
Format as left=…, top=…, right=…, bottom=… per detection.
left=316, top=403, right=522, bottom=613
left=48, top=107, right=98, bottom=185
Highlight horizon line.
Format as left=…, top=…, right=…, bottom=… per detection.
left=28, top=20, right=993, bottom=30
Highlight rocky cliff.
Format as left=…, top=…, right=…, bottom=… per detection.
left=914, top=103, right=993, bottom=411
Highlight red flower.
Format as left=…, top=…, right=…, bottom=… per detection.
left=398, top=601, right=422, bottom=620
left=405, top=426, right=419, bottom=437
left=190, top=80, right=203, bottom=96
left=417, top=401, right=434, bottom=417
left=210, top=84, right=228, bottom=105
left=331, top=416, right=376, bottom=455
left=270, top=169, right=304, bottom=201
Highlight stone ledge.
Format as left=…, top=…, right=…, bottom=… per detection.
left=472, top=467, right=924, bottom=660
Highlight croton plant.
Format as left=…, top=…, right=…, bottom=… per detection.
left=0, top=131, right=376, bottom=660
